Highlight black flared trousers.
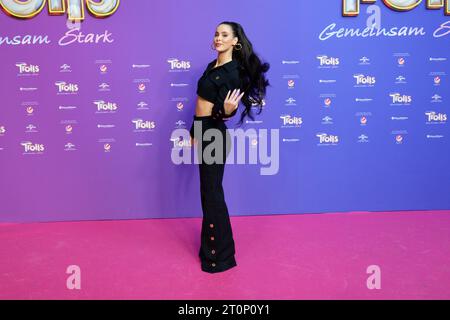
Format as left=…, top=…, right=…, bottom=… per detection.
left=190, top=115, right=237, bottom=273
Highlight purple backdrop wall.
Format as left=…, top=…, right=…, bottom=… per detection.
left=0, top=0, right=449, bottom=222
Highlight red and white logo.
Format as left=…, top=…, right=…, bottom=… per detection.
left=287, top=80, right=295, bottom=88
left=360, top=116, right=367, bottom=125
left=65, top=125, right=73, bottom=133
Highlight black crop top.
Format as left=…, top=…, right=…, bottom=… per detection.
left=196, top=58, right=241, bottom=120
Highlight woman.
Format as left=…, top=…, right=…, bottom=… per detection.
left=190, top=21, right=270, bottom=273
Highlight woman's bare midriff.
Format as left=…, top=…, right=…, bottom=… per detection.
left=195, top=95, right=214, bottom=116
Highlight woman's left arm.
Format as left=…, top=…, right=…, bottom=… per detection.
left=211, top=78, right=243, bottom=120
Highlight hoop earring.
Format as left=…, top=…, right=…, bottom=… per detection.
left=211, top=43, right=216, bottom=51
left=234, top=43, right=242, bottom=51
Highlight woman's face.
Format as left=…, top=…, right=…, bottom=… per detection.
left=213, top=24, right=238, bottom=52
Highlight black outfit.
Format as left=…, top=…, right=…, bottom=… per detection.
left=195, top=58, right=240, bottom=121
left=189, top=58, right=241, bottom=273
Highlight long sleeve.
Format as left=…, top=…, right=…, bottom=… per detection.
left=211, top=79, right=240, bottom=120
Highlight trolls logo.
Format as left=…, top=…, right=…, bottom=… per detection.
left=21, top=141, right=45, bottom=153
left=390, top=93, right=412, bottom=104
left=55, top=81, right=78, bottom=93
left=167, top=59, right=191, bottom=71
left=0, top=0, right=120, bottom=21
left=354, top=74, right=376, bottom=85
left=132, top=119, right=156, bottom=130
left=317, top=133, right=340, bottom=144
left=94, top=100, right=117, bottom=112
left=425, top=111, right=447, bottom=122
left=317, top=55, right=340, bottom=67
left=280, top=115, right=303, bottom=126
left=16, top=63, right=40, bottom=74
left=343, top=0, right=450, bottom=16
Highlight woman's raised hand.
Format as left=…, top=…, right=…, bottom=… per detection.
left=224, top=88, right=245, bottom=115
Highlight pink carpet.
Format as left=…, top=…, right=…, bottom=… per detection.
left=1, top=210, right=449, bottom=299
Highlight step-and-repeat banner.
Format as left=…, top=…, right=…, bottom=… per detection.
left=0, top=1, right=449, bottom=222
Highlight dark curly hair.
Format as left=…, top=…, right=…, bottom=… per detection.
left=218, top=21, right=270, bottom=126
